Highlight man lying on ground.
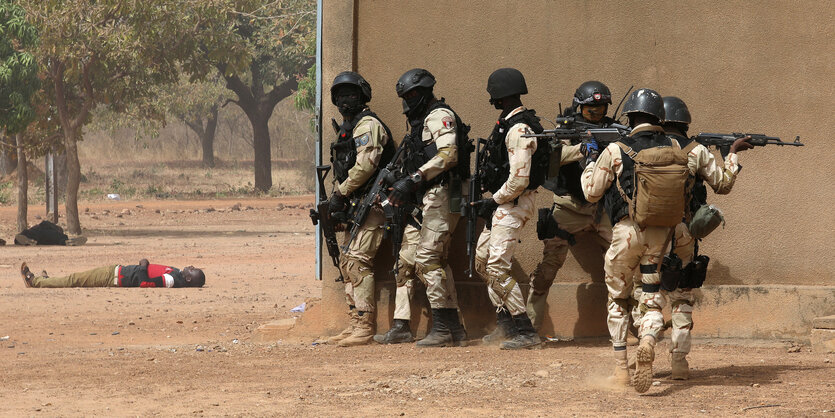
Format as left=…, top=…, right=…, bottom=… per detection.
left=20, top=260, right=205, bottom=288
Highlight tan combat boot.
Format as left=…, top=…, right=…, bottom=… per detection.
left=338, top=311, right=374, bottom=347
left=671, top=352, right=689, bottom=380
left=326, top=309, right=357, bottom=345
left=633, top=336, right=656, bottom=393
left=607, top=349, right=630, bottom=388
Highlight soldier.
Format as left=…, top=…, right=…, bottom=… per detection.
left=625, top=96, right=752, bottom=380
left=525, top=81, right=617, bottom=331
left=385, top=68, right=468, bottom=347
left=581, top=89, right=751, bottom=393
left=473, top=68, right=547, bottom=349
left=325, top=71, right=395, bottom=347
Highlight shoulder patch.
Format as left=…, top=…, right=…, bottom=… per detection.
left=442, top=116, right=455, bottom=129
left=354, top=133, right=370, bottom=147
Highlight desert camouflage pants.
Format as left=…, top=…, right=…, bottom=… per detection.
left=630, top=222, right=696, bottom=353
left=339, top=206, right=386, bottom=313
left=605, top=218, right=672, bottom=350
left=527, top=195, right=612, bottom=327
left=392, top=226, right=420, bottom=320
left=474, top=190, right=537, bottom=315
left=395, top=184, right=460, bottom=310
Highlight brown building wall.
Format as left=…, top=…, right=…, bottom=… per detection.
left=322, top=0, right=834, bottom=289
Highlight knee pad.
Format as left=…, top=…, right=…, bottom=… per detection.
left=396, top=260, right=414, bottom=287
left=488, top=273, right=517, bottom=303
left=414, top=262, right=443, bottom=286
left=342, top=255, right=372, bottom=287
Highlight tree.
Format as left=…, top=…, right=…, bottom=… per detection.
left=197, top=0, right=316, bottom=192
left=0, top=1, right=39, bottom=231
left=20, top=0, right=204, bottom=234
left=162, top=75, right=229, bottom=168
left=91, top=73, right=230, bottom=168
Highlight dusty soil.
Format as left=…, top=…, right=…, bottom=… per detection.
left=1, top=197, right=833, bottom=417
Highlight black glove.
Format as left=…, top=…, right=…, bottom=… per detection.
left=475, top=198, right=499, bottom=220
left=328, top=190, right=348, bottom=215
left=389, top=174, right=420, bottom=207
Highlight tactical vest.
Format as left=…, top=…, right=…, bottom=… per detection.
left=330, top=110, right=395, bottom=195
left=603, top=130, right=680, bottom=225
left=668, top=133, right=707, bottom=217
left=553, top=115, right=617, bottom=202
left=480, top=109, right=545, bottom=193
left=402, top=99, right=472, bottom=189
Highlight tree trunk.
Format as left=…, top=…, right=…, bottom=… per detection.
left=250, top=113, right=272, bottom=192
left=0, top=140, right=17, bottom=177
left=55, top=151, right=68, bottom=198
left=15, top=133, right=27, bottom=232
left=202, top=104, right=219, bottom=168
left=63, top=133, right=82, bottom=234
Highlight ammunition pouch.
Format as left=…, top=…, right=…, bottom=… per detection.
left=661, top=254, right=710, bottom=291
left=660, top=252, right=684, bottom=292
left=682, top=255, right=709, bottom=289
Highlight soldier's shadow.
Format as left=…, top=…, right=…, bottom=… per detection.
left=644, top=363, right=824, bottom=397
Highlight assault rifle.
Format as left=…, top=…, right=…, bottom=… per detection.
left=309, top=165, right=344, bottom=282
left=522, top=127, right=627, bottom=146
left=342, top=143, right=407, bottom=253
left=463, top=137, right=487, bottom=278
left=693, top=133, right=804, bottom=157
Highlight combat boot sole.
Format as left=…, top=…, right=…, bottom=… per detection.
left=633, top=341, right=655, bottom=393
left=326, top=327, right=355, bottom=345
left=337, top=334, right=374, bottom=347
left=415, top=333, right=454, bottom=347
left=500, top=334, right=543, bottom=350
left=20, top=262, right=34, bottom=288
left=373, top=331, right=414, bottom=344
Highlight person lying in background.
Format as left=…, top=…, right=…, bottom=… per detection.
left=20, top=260, right=205, bottom=288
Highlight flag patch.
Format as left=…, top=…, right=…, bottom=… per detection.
left=441, top=116, right=455, bottom=129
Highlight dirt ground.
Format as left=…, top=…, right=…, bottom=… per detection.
left=1, top=197, right=833, bottom=417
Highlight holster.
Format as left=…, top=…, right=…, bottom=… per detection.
left=660, top=253, right=684, bottom=292
left=536, top=207, right=576, bottom=245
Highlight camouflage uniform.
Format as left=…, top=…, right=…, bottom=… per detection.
left=629, top=141, right=739, bottom=349
left=526, top=115, right=617, bottom=330
left=398, top=105, right=461, bottom=311
left=336, top=114, right=391, bottom=314
left=474, top=107, right=538, bottom=315
left=526, top=142, right=605, bottom=328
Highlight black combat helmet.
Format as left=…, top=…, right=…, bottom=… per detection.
left=395, top=68, right=436, bottom=97
left=396, top=68, right=436, bottom=119
left=574, top=81, right=612, bottom=106
left=621, top=88, right=665, bottom=122
left=330, top=71, right=372, bottom=105
left=662, top=96, right=692, bottom=125
left=486, top=68, right=528, bottom=99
